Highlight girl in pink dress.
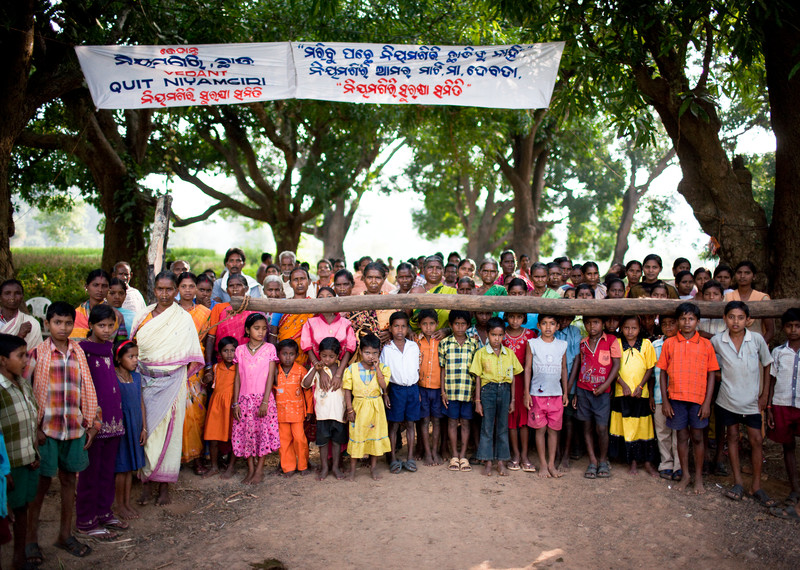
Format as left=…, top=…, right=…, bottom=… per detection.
left=232, top=314, right=280, bottom=485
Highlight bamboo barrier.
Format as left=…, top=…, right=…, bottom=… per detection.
left=228, top=294, right=800, bottom=319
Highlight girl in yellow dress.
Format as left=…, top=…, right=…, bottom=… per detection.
left=343, top=333, right=391, bottom=481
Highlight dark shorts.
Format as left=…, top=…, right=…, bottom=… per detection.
left=666, top=399, right=708, bottom=431
left=768, top=405, right=800, bottom=444
left=386, top=384, right=421, bottom=423
left=576, top=388, right=610, bottom=424
left=444, top=400, right=473, bottom=420
left=7, top=465, right=40, bottom=510
left=315, top=419, right=348, bottom=446
left=40, top=435, right=88, bottom=478
left=716, top=404, right=762, bottom=430
left=419, top=386, right=444, bottom=419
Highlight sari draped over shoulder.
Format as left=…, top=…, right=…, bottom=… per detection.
left=182, top=303, right=211, bottom=463
left=278, top=307, right=313, bottom=367
left=71, top=300, right=127, bottom=341
left=132, top=303, right=204, bottom=483
left=208, top=303, right=255, bottom=353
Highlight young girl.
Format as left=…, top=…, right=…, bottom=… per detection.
left=113, top=340, right=146, bottom=520
left=302, top=337, right=347, bottom=481
left=203, top=336, right=238, bottom=479
left=77, top=304, right=127, bottom=539
left=343, top=333, right=391, bottom=481
left=606, top=278, right=626, bottom=299
left=503, top=313, right=537, bottom=473
left=232, top=314, right=280, bottom=485
left=467, top=311, right=492, bottom=347
left=608, top=316, right=658, bottom=476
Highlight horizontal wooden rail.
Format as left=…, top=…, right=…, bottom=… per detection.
left=228, top=295, right=800, bottom=318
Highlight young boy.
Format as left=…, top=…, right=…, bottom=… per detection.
left=27, top=302, right=97, bottom=560
left=470, top=317, right=523, bottom=477
left=555, top=315, right=581, bottom=470
left=0, top=333, right=40, bottom=569
left=417, top=309, right=443, bottom=466
left=698, top=280, right=727, bottom=339
left=568, top=316, right=620, bottom=479
left=767, top=309, right=800, bottom=518
left=439, top=310, right=479, bottom=472
left=652, top=315, right=681, bottom=480
left=275, top=339, right=310, bottom=476
left=302, top=337, right=346, bottom=481
left=381, top=311, right=421, bottom=474
left=711, top=301, right=774, bottom=504
left=657, top=302, right=719, bottom=494
left=524, top=315, right=568, bottom=479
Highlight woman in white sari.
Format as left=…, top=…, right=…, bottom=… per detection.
left=131, top=272, right=203, bottom=505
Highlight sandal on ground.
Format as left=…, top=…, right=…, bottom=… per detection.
left=521, top=462, right=536, bottom=473
left=102, top=516, right=130, bottom=530
left=508, top=460, right=521, bottom=471
left=584, top=463, right=597, bottom=479
left=597, top=462, right=611, bottom=478
left=671, top=469, right=683, bottom=481
left=459, top=458, right=472, bottom=472
left=403, top=459, right=418, bottom=472
left=786, top=491, right=800, bottom=506
left=448, top=457, right=460, bottom=471
left=713, top=461, right=729, bottom=476
left=770, top=505, right=800, bottom=521
left=468, top=456, right=481, bottom=465
left=725, top=483, right=744, bottom=501
left=54, top=536, right=92, bottom=557
left=389, top=460, right=402, bottom=474
left=25, top=543, right=44, bottom=566
left=751, top=489, right=778, bottom=508
left=77, top=527, right=119, bottom=541
left=659, top=469, right=673, bottom=480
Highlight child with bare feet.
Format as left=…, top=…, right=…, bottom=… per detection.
left=202, top=337, right=238, bottom=480
left=302, top=337, right=347, bottom=481
left=567, top=316, right=621, bottom=480
left=113, top=340, right=147, bottom=519
left=274, top=339, right=311, bottom=477
left=523, top=315, right=568, bottom=478
left=342, top=334, right=391, bottom=481
left=554, top=315, right=581, bottom=471
left=608, top=316, right=659, bottom=477
left=657, top=303, right=719, bottom=494
left=470, top=317, right=523, bottom=477
left=231, top=314, right=280, bottom=485
left=440, top=310, right=479, bottom=473
left=417, top=310, right=444, bottom=467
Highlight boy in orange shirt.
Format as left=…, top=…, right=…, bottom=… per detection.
left=657, top=303, right=719, bottom=494
left=274, top=339, right=310, bottom=476
left=417, top=310, right=443, bottom=466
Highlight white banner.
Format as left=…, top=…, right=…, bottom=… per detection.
left=75, top=42, right=564, bottom=110
left=292, top=42, right=564, bottom=109
left=75, top=43, right=296, bottom=109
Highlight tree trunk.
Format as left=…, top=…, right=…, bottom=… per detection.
left=612, top=184, right=639, bottom=265
left=274, top=219, right=303, bottom=256
left=0, top=156, right=14, bottom=281
left=763, top=6, right=800, bottom=298
left=318, top=195, right=348, bottom=260
left=99, top=177, right=148, bottom=289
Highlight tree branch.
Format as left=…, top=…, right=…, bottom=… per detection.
left=695, top=19, right=714, bottom=92
left=635, top=147, right=677, bottom=198
left=172, top=202, right=227, bottom=227
left=172, top=162, right=264, bottom=221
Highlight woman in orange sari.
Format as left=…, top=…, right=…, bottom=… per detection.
left=278, top=268, right=314, bottom=368
left=176, top=272, right=212, bottom=474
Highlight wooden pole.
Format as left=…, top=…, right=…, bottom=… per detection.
left=229, top=294, right=800, bottom=318
left=146, top=195, right=172, bottom=303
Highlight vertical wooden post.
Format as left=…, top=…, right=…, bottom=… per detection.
left=146, top=195, right=173, bottom=303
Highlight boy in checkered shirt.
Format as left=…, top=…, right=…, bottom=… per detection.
left=657, top=303, right=719, bottom=495
left=439, top=310, right=479, bottom=472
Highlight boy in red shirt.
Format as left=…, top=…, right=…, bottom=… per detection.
left=567, top=316, right=621, bottom=479
left=657, top=303, right=719, bottom=494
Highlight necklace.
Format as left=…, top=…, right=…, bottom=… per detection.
left=116, top=369, right=133, bottom=383
left=247, top=341, right=263, bottom=354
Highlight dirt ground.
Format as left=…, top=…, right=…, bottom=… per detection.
left=6, top=440, right=799, bottom=570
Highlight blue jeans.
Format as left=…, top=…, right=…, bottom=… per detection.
left=476, top=382, right=511, bottom=461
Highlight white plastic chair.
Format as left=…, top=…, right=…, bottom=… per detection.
left=25, top=297, right=51, bottom=335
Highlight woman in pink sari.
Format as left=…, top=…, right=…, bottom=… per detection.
left=204, top=274, right=257, bottom=370
left=132, top=272, right=203, bottom=506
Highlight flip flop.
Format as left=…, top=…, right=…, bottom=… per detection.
left=597, top=462, right=611, bottom=478
left=448, top=457, right=460, bottom=471
left=521, top=462, right=536, bottom=473
left=25, top=543, right=43, bottom=566
left=77, top=527, right=119, bottom=541
left=786, top=491, right=800, bottom=506
left=769, top=505, right=800, bottom=521
left=389, top=460, right=402, bottom=474
left=751, top=489, right=778, bottom=508
left=508, top=460, right=521, bottom=471
left=459, top=458, right=472, bottom=472
left=103, top=516, right=130, bottom=530
left=725, top=483, right=744, bottom=501
left=659, top=469, right=673, bottom=480
left=584, top=463, right=597, bottom=479
left=671, top=469, right=683, bottom=481
left=54, top=536, right=92, bottom=557
left=403, top=459, right=418, bottom=472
